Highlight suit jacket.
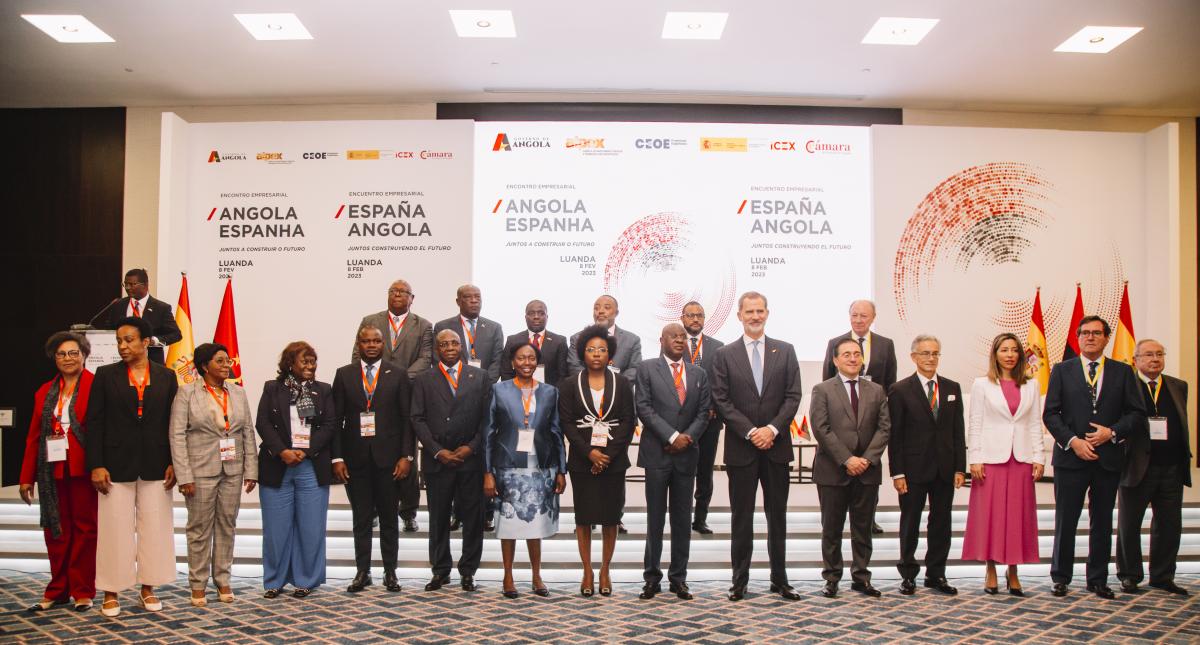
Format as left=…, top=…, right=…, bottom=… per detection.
left=887, top=373, right=966, bottom=483
left=686, top=333, right=726, bottom=415
left=255, top=379, right=337, bottom=487
left=484, top=380, right=566, bottom=473
left=434, top=315, right=505, bottom=383
left=1043, top=357, right=1147, bottom=473
left=822, top=331, right=898, bottom=391
left=411, top=362, right=492, bottom=473
left=96, top=296, right=183, bottom=363
left=21, top=370, right=94, bottom=483
left=635, top=357, right=711, bottom=473
left=1122, top=373, right=1191, bottom=487
left=331, top=360, right=414, bottom=469
left=567, top=326, right=644, bottom=382
left=809, top=375, right=891, bottom=486
left=168, top=380, right=258, bottom=485
left=710, top=336, right=803, bottom=467
left=558, top=369, right=636, bottom=473
left=967, top=377, right=1045, bottom=465
left=500, top=329, right=570, bottom=387
left=351, top=310, right=434, bottom=379
left=85, top=360, right=178, bottom=482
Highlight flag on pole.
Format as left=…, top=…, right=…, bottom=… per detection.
left=213, top=278, right=243, bottom=385
left=165, top=273, right=198, bottom=385
left=1111, top=281, right=1136, bottom=366
left=1024, top=287, right=1051, bottom=394
left=789, top=416, right=809, bottom=444
left=1062, top=283, right=1085, bottom=361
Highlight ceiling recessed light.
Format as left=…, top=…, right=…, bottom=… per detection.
left=861, top=17, right=938, bottom=45
left=1054, top=25, right=1142, bottom=53
left=449, top=10, right=516, bottom=38
left=234, top=13, right=313, bottom=41
left=663, top=12, right=728, bottom=40
left=22, top=15, right=114, bottom=43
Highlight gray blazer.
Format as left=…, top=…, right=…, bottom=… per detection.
left=635, top=357, right=711, bottom=473
left=434, top=315, right=505, bottom=383
left=809, top=375, right=891, bottom=486
left=169, top=381, right=259, bottom=485
left=352, top=310, right=434, bottom=379
left=567, top=326, right=644, bottom=382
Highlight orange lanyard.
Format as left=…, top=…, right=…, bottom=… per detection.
left=127, top=365, right=150, bottom=418
left=439, top=361, right=461, bottom=391
left=204, top=383, right=230, bottom=431
left=672, top=363, right=684, bottom=388
left=688, top=336, right=703, bottom=364
left=361, top=363, right=379, bottom=411
left=54, top=377, right=77, bottom=434
left=130, top=298, right=142, bottom=318
left=516, top=378, right=536, bottom=426
left=389, top=314, right=406, bottom=347
left=461, top=317, right=478, bottom=359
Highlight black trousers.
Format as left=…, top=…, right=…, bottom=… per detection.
left=1116, top=463, right=1185, bottom=585
left=397, top=464, right=419, bottom=521
left=1051, top=463, right=1120, bottom=585
left=426, top=468, right=483, bottom=577
left=896, top=476, right=954, bottom=580
left=818, top=480, right=878, bottom=585
left=728, top=454, right=790, bottom=588
left=346, top=461, right=399, bottom=572
left=644, top=466, right=695, bottom=586
left=693, top=417, right=723, bottom=521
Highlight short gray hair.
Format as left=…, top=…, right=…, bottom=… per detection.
left=1134, top=338, right=1163, bottom=355
left=849, top=299, right=876, bottom=314
left=910, top=334, right=940, bottom=353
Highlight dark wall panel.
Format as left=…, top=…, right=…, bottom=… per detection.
left=438, top=102, right=901, bottom=126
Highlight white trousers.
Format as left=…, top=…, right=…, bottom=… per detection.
left=95, top=479, right=177, bottom=592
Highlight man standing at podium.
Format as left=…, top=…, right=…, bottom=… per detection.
left=95, top=269, right=181, bottom=365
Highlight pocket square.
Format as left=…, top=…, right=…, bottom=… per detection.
left=947, top=394, right=957, bottom=401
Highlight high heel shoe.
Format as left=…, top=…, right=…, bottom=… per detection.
left=984, top=585, right=999, bottom=595
left=580, top=584, right=594, bottom=597
left=533, top=586, right=550, bottom=597
left=599, top=571, right=612, bottom=596
left=984, top=567, right=998, bottom=595
left=1006, top=571, right=1024, bottom=597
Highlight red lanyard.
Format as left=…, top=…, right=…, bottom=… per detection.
left=204, top=383, right=230, bottom=431
left=127, top=365, right=150, bottom=418
left=130, top=298, right=142, bottom=318
left=689, top=336, right=703, bottom=364
left=54, top=377, right=77, bottom=434
left=361, top=364, right=379, bottom=411
left=439, top=361, right=461, bottom=390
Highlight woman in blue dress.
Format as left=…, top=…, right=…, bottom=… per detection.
left=484, top=340, right=566, bottom=599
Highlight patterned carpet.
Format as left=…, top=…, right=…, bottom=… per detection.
left=1, top=572, right=1198, bottom=644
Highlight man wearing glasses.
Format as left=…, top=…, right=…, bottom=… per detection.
left=94, top=268, right=182, bottom=365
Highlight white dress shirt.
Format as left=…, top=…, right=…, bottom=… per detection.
left=741, top=335, right=779, bottom=438
left=664, top=356, right=688, bottom=444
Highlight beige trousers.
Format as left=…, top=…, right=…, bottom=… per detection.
left=95, top=479, right=177, bottom=592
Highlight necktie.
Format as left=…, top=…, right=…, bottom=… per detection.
left=750, top=340, right=763, bottom=395
left=689, top=337, right=699, bottom=363
left=467, top=319, right=478, bottom=359
left=364, top=363, right=375, bottom=407
left=1088, top=361, right=1099, bottom=408
left=131, top=299, right=141, bottom=317
left=848, top=379, right=859, bottom=418
left=447, top=366, right=457, bottom=395
left=532, top=332, right=542, bottom=350
left=672, top=363, right=686, bottom=404
left=1148, top=379, right=1158, bottom=414
left=390, top=316, right=401, bottom=350
left=926, top=379, right=938, bottom=419
left=857, top=336, right=866, bottom=374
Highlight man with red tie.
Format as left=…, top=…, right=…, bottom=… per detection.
left=500, top=300, right=569, bottom=387
left=95, top=269, right=181, bottom=365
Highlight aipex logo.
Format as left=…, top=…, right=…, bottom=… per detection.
left=207, top=150, right=247, bottom=163
left=492, top=132, right=551, bottom=152
left=256, top=152, right=293, bottom=165
left=804, top=140, right=853, bottom=154
left=565, top=137, right=604, bottom=150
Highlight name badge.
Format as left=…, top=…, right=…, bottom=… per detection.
left=533, top=365, right=545, bottom=383
left=47, top=436, right=68, bottom=462
left=517, top=427, right=535, bottom=454
left=608, top=366, right=621, bottom=374
left=219, top=437, right=237, bottom=461
left=1149, top=417, right=1168, bottom=441
left=360, top=412, right=377, bottom=437
left=292, top=422, right=311, bottom=449
left=468, top=359, right=482, bottom=370
left=590, top=428, right=609, bottom=447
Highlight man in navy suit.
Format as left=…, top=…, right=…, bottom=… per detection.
left=680, top=301, right=726, bottom=534
left=1043, top=315, right=1147, bottom=599
left=635, top=323, right=711, bottom=600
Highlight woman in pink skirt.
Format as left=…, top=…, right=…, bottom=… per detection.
left=963, top=333, right=1045, bottom=595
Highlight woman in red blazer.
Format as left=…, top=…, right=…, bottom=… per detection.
left=19, top=332, right=98, bottom=612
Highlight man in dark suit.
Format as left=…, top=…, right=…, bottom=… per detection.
left=499, top=299, right=569, bottom=386
left=568, top=295, right=643, bottom=381
left=887, top=335, right=965, bottom=595
left=1044, top=315, right=1147, bottom=599
left=331, top=326, right=413, bottom=594
left=635, top=323, right=712, bottom=601
left=710, top=291, right=803, bottom=601
left=810, top=338, right=891, bottom=598
left=434, top=284, right=504, bottom=384
left=352, top=278, right=433, bottom=532
left=680, top=301, right=726, bottom=534
left=411, top=329, right=491, bottom=593
left=94, top=269, right=182, bottom=364
left=1117, top=339, right=1191, bottom=596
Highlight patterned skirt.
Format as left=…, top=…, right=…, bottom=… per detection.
left=494, top=466, right=560, bottom=540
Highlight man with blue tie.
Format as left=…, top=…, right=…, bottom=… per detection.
left=680, top=302, right=726, bottom=534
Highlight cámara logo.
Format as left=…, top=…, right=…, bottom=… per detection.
left=804, top=140, right=852, bottom=154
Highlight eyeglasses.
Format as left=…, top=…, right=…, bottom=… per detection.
left=585, top=347, right=609, bottom=354
left=388, top=289, right=412, bottom=296
left=681, top=313, right=705, bottom=319
left=914, top=351, right=941, bottom=358
left=1078, top=330, right=1107, bottom=338
left=1137, top=351, right=1166, bottom=359
left=122, top=281, right=144, bottom=289
left=55, top=350, right=82, bottom=359
left=437, top=340, right=461, bottom=348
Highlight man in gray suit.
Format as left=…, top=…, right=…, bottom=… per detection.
left=568, top=295, right=643, bottom=381
left=635, top=323, right=711, bottom=601
left=434, top=284, right=504, bottom=384
left=810, top=337, right=891, bottom=598
left=680, top=301, right=726, bottom=534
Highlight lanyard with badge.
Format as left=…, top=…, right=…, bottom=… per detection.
left=688, top=335, right=703, bottom=364
left=46, top=377, right=76, bottom=463
left=290, top=403, right=311, bottom=449
left=462, top=318, right=481, bottom=368
left=576, top=373, right=616, bottom=448
left=516, top=379, right=537, bottom=455
left=206, top=383, right=238, bottom=461
left=1146, top=379, right=1169, bottom=441
left=1083, top=357, right=1105, bottom=413
left=389, top=314, right=406, bottom=349
left=360, top=364, right=378, bottom=437
left=127, top=364, right=150, bottom=419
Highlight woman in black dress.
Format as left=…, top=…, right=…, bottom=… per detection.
left=559, top=324, right=635, bottom=597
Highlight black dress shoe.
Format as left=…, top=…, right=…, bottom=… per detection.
left=924, top=577, right=958, bottom=595
left=347, top=571, right=372, bottom=593
left=449, top=517, right=461, bottom=531
left=1086, top=584, right=1115, bottom=599
left=1052, top=583, right=1069, bottom=597
left=263, top=588, right=281, bottom=599
left=728, top=585, right=746, bottom=601
left=899, top=578, right=916, bottom=595
left=1149, top=581, right=1190, bottom=596
left=669, top=582, right=693, bottom=600
left=618, top=523, right=628, bottom=534
left=769, top=583, right=801, bottom=600
left=502, top=589, right=519, bottom=599
left=533, top=586, right=550, bottom=597
left=692, top=521, right=713, bottom=535
left=403, top=518, right=419, bottom=532
left=384, top=571, right=401, bottom=592
left=851, top=582, right=882, bottom=597
left=1120, top=579, right=1140, bottom=594
left=822, top=581, right=838, bottom=598
left=484, top=520, right=495, bottom=533
left=461, top=576, right=477, bottom=592
left=639, top=583, right=661, bottom=600
left=871, top=521, right=884, bottom=535
left=425, top=574, right=451, bottom=591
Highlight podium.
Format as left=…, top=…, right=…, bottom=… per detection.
left=71, top=326, right=168, bottom=366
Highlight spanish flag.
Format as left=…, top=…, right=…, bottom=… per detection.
left=164, top=273, right=197, bottom=385
left=1111, top=281, right=1136, bottom=366
left=1024, top=287, right=1051, bottom=394
left=789, top=416, right=809, bottom=443
left=1062, top=283, right=1085, bottom=361
left=212, top=278, right=243, bottom=385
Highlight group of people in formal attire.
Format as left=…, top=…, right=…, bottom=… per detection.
left=18, top=268, right=1192, bottom=616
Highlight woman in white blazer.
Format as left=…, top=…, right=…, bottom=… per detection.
left=962, top=333, right=1045, bottom=596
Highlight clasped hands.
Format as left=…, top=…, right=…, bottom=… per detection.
left=1070, top=423, right=1114, bottom=461
left=436, top=445, right=473, bottom=467
left=588, top=448, right=611, bottom=475
left=748, top=426, right=775, bottom=450
left=844, top=456, right=871, bottom=477
left=664, top=434, right=693, bottom=454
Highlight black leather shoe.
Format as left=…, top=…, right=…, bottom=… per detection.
left=460, top=576, right=477, bottom=592
left=618, top=523, right=629, bottom=534
left=822, top=581, right=838, bottom=598
left=1120, top=579, right=1140, bottom=594
left=484, top=520, right=495, bottom=533
left=1086, top=584, right=1115, bottom=599
left=769, top=583, right=801, bottom=600
left=728, top=585, right=746, bottom=601
left=347, top=571, right=372, bottom=593
left=1149, top=581, right=1190, bottom=596
left=871, top=522, right=884, bottom=535
left=502, top=589, right=519, bottom=599
left=899, top=578, right=916, bottom=595
left=449, top=517, right=461, bottom=531
left=384, top=570, right=401, bottom=592
left=924, top=578, right=958, bottom=595
left=403, top=518, right=419, bottom=533
left=851, top=582, right=882, bottom=597
left=425, top=574, right=451, bottom=591
left=1052, top=583, right=1069, bottom=597
left=669, top=582, right=693, bottom=600
left=639, top=583, right=661, bottom=600
left=692, top=520, right=713, bottom=535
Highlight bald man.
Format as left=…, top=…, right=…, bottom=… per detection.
left=433, top=284, right=505, bottom=384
